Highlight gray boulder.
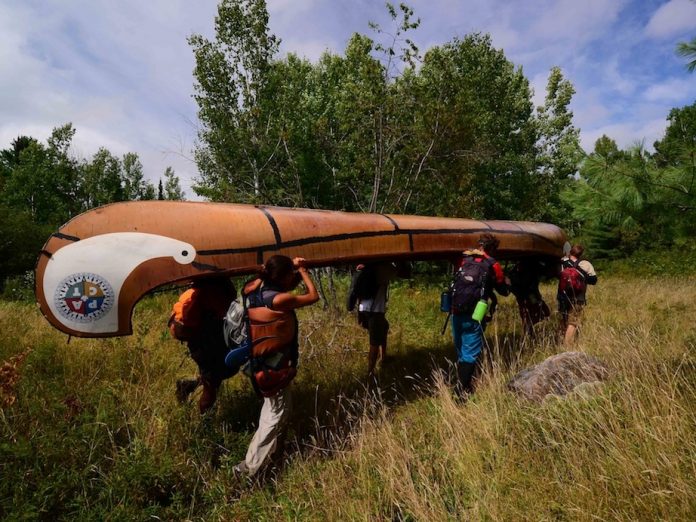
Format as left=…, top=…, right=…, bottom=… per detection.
left=508, top=351, right=609, bottom=402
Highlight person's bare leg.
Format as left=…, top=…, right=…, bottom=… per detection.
left=563, top=324, right=578, bottom=346
left=558, top=314, right=568, bottom=344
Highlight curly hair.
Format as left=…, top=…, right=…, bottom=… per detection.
left=478, top=233, right=500, bottom=253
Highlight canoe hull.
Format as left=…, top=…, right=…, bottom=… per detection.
left=35, top=202, right=566, bottom=337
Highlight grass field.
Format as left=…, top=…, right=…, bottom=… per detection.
left=1, top=270, right=695, bottom=521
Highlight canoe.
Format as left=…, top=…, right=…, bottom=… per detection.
left=35, top=201, right=566, bottom=337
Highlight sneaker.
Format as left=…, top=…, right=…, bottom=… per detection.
left=232, top=461, right=249, bottom=476
left=175, top=378, right=200, bottom=404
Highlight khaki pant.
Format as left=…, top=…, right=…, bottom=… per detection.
left=244, top=386, right=291, bottom=475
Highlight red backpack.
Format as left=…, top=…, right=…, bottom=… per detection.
left=559, top=261, right=587, bottom=300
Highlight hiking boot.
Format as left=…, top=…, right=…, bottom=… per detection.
left=198, top=378, right=219, bottom=414
left=175, top=378, right=200, bottom=404
left=456, top=362, right=476, bottom=397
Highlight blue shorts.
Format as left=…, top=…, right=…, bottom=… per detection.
left=451, top=315, right=485, bottom=364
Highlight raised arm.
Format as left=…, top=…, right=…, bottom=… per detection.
left=271, top=258, right=320, bottom=311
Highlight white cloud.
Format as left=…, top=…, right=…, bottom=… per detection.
left=643, top=76, right=693, bottom=102
left=645, top=0, right=696, bottom=39
left=528, top=0, right=626, bottom=46
left=0, top=0, right=217, bottom=199
left=581, top=117, right=668, bottom=152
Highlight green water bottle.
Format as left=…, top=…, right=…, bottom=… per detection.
left=472, top=299, right=488, bottom=322
left=472, top=268, right=489, bottom=322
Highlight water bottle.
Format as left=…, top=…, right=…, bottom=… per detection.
left=440, top=291, right=452, bottom=313
left=472, top=299, right=488, bottom=322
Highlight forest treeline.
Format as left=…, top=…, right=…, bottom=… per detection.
left=0, top=124, right=184, bottom=291
left=1, top=0, right=694, bottom=290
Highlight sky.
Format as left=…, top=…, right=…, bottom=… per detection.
left=1, top=0, right=695, bottom=198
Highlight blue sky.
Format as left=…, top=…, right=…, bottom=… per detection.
left=1, top=0, right=695, bottom=198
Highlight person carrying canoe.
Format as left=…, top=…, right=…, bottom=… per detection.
left=233, top=255, right=319, bottom=478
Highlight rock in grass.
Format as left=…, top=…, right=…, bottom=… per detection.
left=508, top=351, right=609, bottom=402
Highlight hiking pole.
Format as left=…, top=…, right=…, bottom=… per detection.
left=441, top=311, right=451, bottom=335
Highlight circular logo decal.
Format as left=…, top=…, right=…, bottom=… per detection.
left=54, top=273, right=115, bottom=323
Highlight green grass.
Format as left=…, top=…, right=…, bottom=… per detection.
left=1, top=271, right=695, bottom=520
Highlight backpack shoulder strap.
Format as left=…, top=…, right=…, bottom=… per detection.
left=260, top=288, right=280, bottom=309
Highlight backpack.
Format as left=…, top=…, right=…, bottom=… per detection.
left=451, top=256, right=493, bottom=315
left=223, top=297, right=248, bottom=349
left=559, top=261, right=586, bottom=301
left=346, top=266, right=378, bottom=311
left=243, top=280, right=298, bottom=397
left=168, top=288, right=203, bottom=341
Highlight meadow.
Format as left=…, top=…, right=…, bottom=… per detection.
left=1, top=266, right=695, bottom=521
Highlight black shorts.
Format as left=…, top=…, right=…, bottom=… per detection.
left=358, top=312, right=389, bottom=346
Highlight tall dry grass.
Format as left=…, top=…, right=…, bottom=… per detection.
left=1, top=274, right=694, bottom=520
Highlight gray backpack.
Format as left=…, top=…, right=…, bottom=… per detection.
left=223, top=297, right=248, bottom=349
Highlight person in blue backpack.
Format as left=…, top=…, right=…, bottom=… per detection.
left=450, top=234, right=509, bottom=396
left=558, top=244, right=597, bottom=346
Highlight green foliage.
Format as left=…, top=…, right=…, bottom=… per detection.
left=564, top=103, right=696, bottom=258
left=189, top=2, right=571, bottom=221
left=535, top=66, right=583, bottom=224
left=654, top=103, right=696, bottom=167
left=595, top=242, right=696, bottom=277
left=2, top=125, right=82, bottom=224
left=0, top=205, right=51, bottom=291
left=162, top=166, right=185, bottom=200
left=0, top=124, right=161, bottom=285
left=677, top=36, right=696, bottom=72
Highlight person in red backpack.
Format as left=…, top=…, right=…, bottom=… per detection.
left=234, top=255, right=319, bottom=478
left=557, top=244, right=597, bottom=346
left=450, top=234, right=510, bottom=396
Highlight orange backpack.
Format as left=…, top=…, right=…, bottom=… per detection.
left=244, top=279, right=298, bottom=397
left=168, top=288, right=204, bottom=341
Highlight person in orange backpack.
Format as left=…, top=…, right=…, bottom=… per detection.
left=170, top=277, right=237, bottom=413
left=233, top=255, right=319, bottom=478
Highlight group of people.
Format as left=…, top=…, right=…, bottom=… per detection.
left=444, top=234, right=597, bottom=394
left=170, top=236, right=597, bottom=479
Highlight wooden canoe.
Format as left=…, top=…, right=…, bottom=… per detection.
left=35, top=201, right=566, bottom=337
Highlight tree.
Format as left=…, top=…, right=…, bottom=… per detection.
left=653, top=102, right=696, bottom=166
left=188, top=3, right=566, bottom=221
left=407, top=34, right=538, bottom=219
left=80, top=148, right=124, bottom=209
left=565, top=113, right=696, bottom=257
left=0, top=204, right=52, bottom=291
left=122, top=153, right=155, bottom=200
left=163, top=167, right=184, bottom=200
left=678, top=37, right=696, bottom=72
left=1, top=124, right=81, bottom=224
left=189, top=0, right=281, bottom=203
left=535, top=66, right=583, bottom=223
